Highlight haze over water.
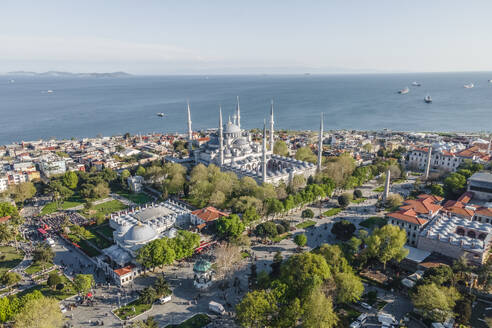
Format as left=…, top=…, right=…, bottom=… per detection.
left=1, top=72, right=491, bottom=145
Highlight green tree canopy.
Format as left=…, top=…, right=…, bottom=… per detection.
left=73, top=274, right=94, bottom=295
left=14, top=296, right=63, bottom=328
left=216, top=214, right=245, bottom=240
left=273, top=140, right=289, bottom=157
left=411, top=283, right=461, bottom=322
left=294, top=233, right=308, bottom=247
left=62, top=171, right=79, bottom=189
left=364, top=224, right=408, bottom=268
left=295, top=147, right=317, bottom=164
left=302, top=288, right=339, bottom=328
left=9, top=182, right=36, bottom=203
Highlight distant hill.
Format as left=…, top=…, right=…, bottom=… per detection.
left=6, top=71, right=131, bottom=78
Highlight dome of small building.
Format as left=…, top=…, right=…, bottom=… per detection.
left=193, top=259, right=212, bottom=273
left=122, top=224, right=158, bottom=245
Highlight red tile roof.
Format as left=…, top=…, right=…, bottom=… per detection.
left=191, top=206, right=228, bottom=223
left=400, top=194, right=443, bottom=215
left=387, top=208, right=429, bottom=226
left=114, top=265, right=134, bottom=277
left=476, top=207, right=492, bottom=217
left=457, top=192, right=474, bottom=204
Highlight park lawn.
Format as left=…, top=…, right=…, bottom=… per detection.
left=360, top=217, right=387, bottom=229
left=88, top=224, right=115, bottom=241
left=351, top=197, right=367, bottom=204
left=24, top=262, right=54, bottom=275
left=116, top=190, right=152, bottom=205
left=77, top=239, right=102, bottom=257
left=41, top=196, right=85, bottom=215
left=166, top=314, right=211, bottom=328
left=323, top=208, right=342, bottom=217
left=373, top=186, right=384, bottom=193
left=80, top=199, right=127, bottom=218
left=271, top=233, right=292, bottom=243
left=0, top=246, right=24, bottom=275
left=114, top=300, right=152, bottom=320
left=17, top=274, right=77, bottom=300
left=296, top=220, right=316, bottom=229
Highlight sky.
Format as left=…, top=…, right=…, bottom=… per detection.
left=1, top=0, right=492, bottom=75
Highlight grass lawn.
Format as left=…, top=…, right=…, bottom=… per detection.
left=80, top=199, right=127, bottom=218
left=351, top=197, right=367, bottom=204
left=296, top=220, right=316, bottom=229
left=166, top=314, right=211, bottom=328
left=17, top=274, right=77, bottom=300
left=88, top=224, right=115, bottom=241
left=323, top=208, right=342, bottom=217
left=0, top=246, right=24, bottom=275
left=116, top=191, right=152, bottom=205
left=271, top=233, right=292, bottom=243
left=77, top=239, right=102, bottom=257
left=114, top=300, right=152, bottom=320
left=359, top=217, right=387, bottom=229
left=373, top=186, right=384, bottom=193
left=41, top=197, right=85, bottom=215
left=24, top=262, right=54, bottom=275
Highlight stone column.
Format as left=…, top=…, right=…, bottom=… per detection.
left=383, top=168, right=391, bottom=201
left=424, top=147, right=432, bottom=179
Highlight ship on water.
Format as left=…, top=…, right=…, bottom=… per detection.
left=412, top=82, right=421, bottom=86
left=424, top=95, right=432, bottom=103
left=398, top=87, right=410, bottom=94
left=464, top=83, right=474, bottom=89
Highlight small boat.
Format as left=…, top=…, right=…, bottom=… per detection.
left=47, top=90, right=53, bottom=93
left=157, top=113, right=165, bottom=117
left=464, top=83, right=474, bottom=89
left=424, top=95, right=432, bottom=103
left=9, top=79, right=15, bottom=83
left=488, top=79, right=492, bottom=83
left=412, top=82, right=421, bottom=86
left=398, top=87, right=409, bottom=94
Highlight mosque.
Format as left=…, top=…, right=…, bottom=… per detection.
left=185, top=98, right=321, bottom=185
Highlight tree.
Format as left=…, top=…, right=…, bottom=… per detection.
left=216, top=214, right=244, bottom=240
left=9, top=182, right=36, bottom=203
left=14, top=296, right=63, bottom=328
left=33, top=245, right=54, bottom=268
left=364, top=225, right=408, bottom=269
left=294, top=233, right=307, bottom=248
left=271, top=251, right=283, bottom=279
left=255, top=222, right=278, bottom=239
left=385, top=193, right=403, bottom=208
left=0, top=272, right=21, bottom=286
left=47, top=272, right=62, bottom=290
left=73, top=274, right=94, bottom=295
left=215, top=243, right=244, bottom=279
left=411, top=283, right=461, bottom=322
left=353, top=189, right=363, bottom=199
left=302, top=288, right=338, bottom=328
left=62, top=171, right=79, bottom=189
left=331, top=220, right=356, bottom=241
left=301, top=209, right=314, bottom=218
left=139, top=286, right=157, bottom=305
left=242, top=206, right=260, bottom=225
left=0, top=224, right=15, bottom=244
left=295, top=147, right=317, bottom=164
left=121, top=169, right=131, bottom=185
left=236, top=290, right=278, bottom=328
left=290, top=175, right=306, bottom=192
left=154, top=276, right=171, bottom=297
left=334, top=272, right=364, bottom=304
left=443, top=172, right=467, bottom=199
left=136, top=166, right=146, bottom=176
left=430, top=184, right=445, bottom=197
left=273, top=140, right=289, bottom=157
left=315, top=244, right=351, bottom=274
left=420, top=265, right=453, bottom=286
left=454, top=299, right=472, bottom=325
left=338, top=193, right=352, bottom=208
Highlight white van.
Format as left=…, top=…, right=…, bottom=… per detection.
left=46, top=238, right=55, bottom=247
left=208, top=301, right=225, bottom=315
left=349, top=321, right=361, bottom=328
left=158, top=295, right=172, bottom=304
left=357, top=313, right=368, bottom=323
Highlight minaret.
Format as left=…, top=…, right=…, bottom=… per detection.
left=269, top=100, right=274, bottom=152
left=219, top=106, right=224, bottom=166
left=383, top=168, right=391, bottom=201
left=186, top=101, right=193, bottom=155
left=317, top=112, right=324, bottom=173
left=236, top=96, right=241, bottom=129
left=488, top=137, right=491, bottom=155
left=262, top=119, right=267, bottom=184
left=424, top=146, right=432, bottom=179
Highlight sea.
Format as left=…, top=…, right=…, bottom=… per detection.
left=0, top=72, right=491, bottom=145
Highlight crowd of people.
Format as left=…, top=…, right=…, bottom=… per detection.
left=40, top=212, right=89, bottom=231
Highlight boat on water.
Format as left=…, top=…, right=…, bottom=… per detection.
left=412, top=82, right=421, bottom=86
left=398, top=87, right=409, bottom=94
left=424, top=95, right=432, bottom=103
left=157, top=112, right=165, bottom=117
left=464, top=83, right=474, bottom=89
left=47, top=90, right=53, bottom=93
left=9, top=79, right=15, bottom=83
left=488, top=79, right=492, bottom=83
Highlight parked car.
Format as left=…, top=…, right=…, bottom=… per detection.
left=208, top=301, right=226, bottom=315
left=157, top=295, right=172, bottom=304
left=359, top=302, right=372, bottom=310
left=349, top=321, right=361, bottom=328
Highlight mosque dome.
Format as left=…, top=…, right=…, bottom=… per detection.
left=225, top=123, right=241, bottom=134
left=122, top=224, right=158, bottom=245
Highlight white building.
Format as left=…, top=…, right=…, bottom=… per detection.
left=184, top=99, right=318, bottom=185
left=39, top=160, right=66, bottom=177
left=0, top=176, right=7, bottom=192
left=468, top=172, right=492, bottom=202
left=97, top=200, right=191, bottom=285
left=127, top=175, right=144, bottom=193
